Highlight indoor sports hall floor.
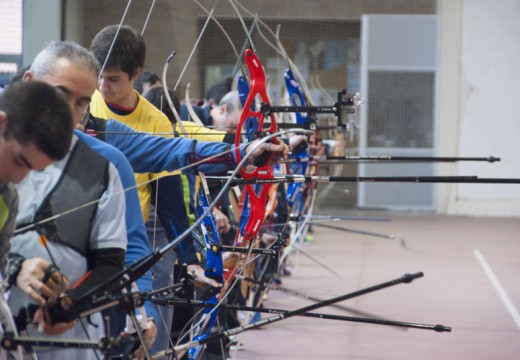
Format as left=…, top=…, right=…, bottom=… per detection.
left=235, top=212, right=520, bottom=359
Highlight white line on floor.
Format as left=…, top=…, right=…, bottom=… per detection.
left=474, top=249, right=520, bottom=330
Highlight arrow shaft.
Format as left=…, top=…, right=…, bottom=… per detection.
left=310, top=222, right=394, bottom=240
left=154, top=297, right=426, bottom=331
left=304, top=215, right=391, bottom=222
left=324, top=155, right=500, bottom=162
left=208, top=175, right=520, bottom=186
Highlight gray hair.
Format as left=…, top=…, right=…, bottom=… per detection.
left=219, top=90, right=241, bottom=114
left=30, top=41, right=100, bottom=79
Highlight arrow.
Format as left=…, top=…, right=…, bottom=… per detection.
left=321, top=155, right=501, bottom=163
left=206, top=175, right=520, bottom=186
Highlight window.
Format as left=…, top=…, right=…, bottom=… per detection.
left=0, top=0, right=23, bottom=86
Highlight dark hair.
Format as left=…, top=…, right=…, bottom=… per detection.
left=8, top=65, right=30, bottom=85
left=205, top=76, right=233, bottom=104
left=143, top=87, right=180, bottom=123
left=90, top=25, right=145, bottom=78
left=0, top=81, right=73, bottom=160
left=135, top=69, right=160, bottom=93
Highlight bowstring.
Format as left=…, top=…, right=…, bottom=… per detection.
left=173, top=0, right=219, bottom=92
left=191, top=0, right=247, bottom=79
left=141, top=0, right=157, bottom=35
left=98, top=1, right=132, bottom=77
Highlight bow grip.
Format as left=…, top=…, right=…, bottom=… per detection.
left=253, top=140, right=275, bottom=167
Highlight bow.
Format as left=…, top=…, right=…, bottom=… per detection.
left=278, top=68, right=321, bottom=267
left=219, top=3, right=332, bottom=331
left=185, top=2, right=288, bottom=343
left=228, top=10, right=335, bottom=295
left=233, top=50, right=278, bottom=243
left=186, top=176, right=224, bottom=359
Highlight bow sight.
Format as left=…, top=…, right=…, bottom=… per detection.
left=260, top=89, right=361, bottom=130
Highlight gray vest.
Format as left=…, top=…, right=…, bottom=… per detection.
left=17, top=140, right=109, bottom=256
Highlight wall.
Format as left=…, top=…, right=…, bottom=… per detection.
left=79, top=0, right=435, bottom=98
left=22, top=0, right=61, bottom=64
left=437, top=0, right=520, bottom=216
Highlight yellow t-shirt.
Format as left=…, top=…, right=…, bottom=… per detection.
left=90, top=90, right=174, bottom=222
left=179, top=120, right=226, bottom=142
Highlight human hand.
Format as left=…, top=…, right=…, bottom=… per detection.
left=244, top=140, right=289, bottom=168
left=288, top=134, right=308, bottom=153
left=260, top=232, right=278, bottom=246
left=187, top=264, right=222, bottom=289
left=127, top=319, right=157, bottom=360
left=32, top=305, right=76, bottom=335
left=213, top=207, right=231, bottom=233
left=308, top=136, right=325, bottom=156
left=16, top=258, right=69, bottom=305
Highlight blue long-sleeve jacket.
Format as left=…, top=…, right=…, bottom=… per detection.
left=96, top=118, right=246, bottom=174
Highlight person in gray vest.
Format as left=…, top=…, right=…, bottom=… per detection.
left=9, top=71, right=128, bottom=360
